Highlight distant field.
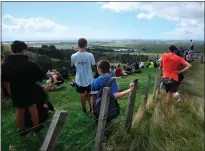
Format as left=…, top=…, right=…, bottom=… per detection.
left=28, top=40, right=204, bottom=53
left=4, top=40, right=204, bottom=53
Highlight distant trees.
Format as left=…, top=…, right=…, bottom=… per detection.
left=1, top=43, right=12, bottom=57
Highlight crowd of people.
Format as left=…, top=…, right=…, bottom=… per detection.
left=1, top=38, right=194, bottom=136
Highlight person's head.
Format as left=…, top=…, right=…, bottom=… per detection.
left=110, top=65, right=115, bottom=70
left=117, top=64, right=121, bottom=68
left=97, top=60, right=110, bottom=75
left=190, top=39, right=192, bottom=42
left=11, top=40, right=28, bottom=54
left=1, top=53, right=5, bottom=63
left=168, top=45, right=179, bottom=53
left=78, top=38, right=87, bottom=49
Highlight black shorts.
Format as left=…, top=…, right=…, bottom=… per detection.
left=76, top=85, right=91, bottom=94
left=12, top=98, right=36, bottom=108
left=163, top=79, right=178, bottom=93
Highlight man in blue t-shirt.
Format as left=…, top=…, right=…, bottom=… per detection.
left=91, top=60, right=135, bottom=114
left=71, top=38, right=95, bottom=113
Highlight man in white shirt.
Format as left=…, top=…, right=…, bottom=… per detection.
left=71, top=38, right=95, bottom=113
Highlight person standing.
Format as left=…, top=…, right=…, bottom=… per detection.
left=161, top=45, right=192, bottom=105
left=190, top=39, right=194, bottom=50
left=71, top=38, right=95, bottom=113
left=1, top=40, right=44, bottom=135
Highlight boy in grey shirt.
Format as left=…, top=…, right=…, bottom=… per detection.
left=71, top=38, right=95, bottom=113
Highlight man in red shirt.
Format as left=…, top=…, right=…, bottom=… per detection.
left=161, top=45, right=192, bottom=105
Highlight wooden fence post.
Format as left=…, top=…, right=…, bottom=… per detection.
left=156, top=69, right=162, bottom=96
left=143, top=74, right=151, bottom=105
left=201, top=53, right=204, bottom=63
left=40, top=110, right=68, bottom=151
left=124, top=79, right=138, bottom=133
left=94, top=87, right=111, bottom=151
left=153, top=69, right=160, bottom=101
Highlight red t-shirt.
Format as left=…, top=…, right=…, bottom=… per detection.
left=161, top=52, right=186, bottom=82
left=115, top=67, right=122, bottom=77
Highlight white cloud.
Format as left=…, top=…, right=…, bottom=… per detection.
left=101, top=2, right=204, bottom=39
left=2, top=15, right=79, bottom=40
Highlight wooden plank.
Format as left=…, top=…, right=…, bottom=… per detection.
left=40, top=110, right=68, bottom=151
left=153, top=69, right=160, bottom=101
left=94, top=87, right=111, bottom=151
left=156, top=70, right=162, bottom=96
left=124, top=79, right=138, bottom=133
left=143, top=74, right=151, bottom=105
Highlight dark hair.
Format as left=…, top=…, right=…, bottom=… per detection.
left=117, top=64, right=121, bottom=67
left=168, top=45, right=178, bottom=53
left=97, top=60, right=110, bottom=74
left=11, top=40, right=28, bottom=53
left=78, top=38, right=87, bottom=48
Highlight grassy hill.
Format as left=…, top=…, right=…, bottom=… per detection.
left=1, top=67, right=156, bottom=151
left=103, top=61, right=204, bottom=151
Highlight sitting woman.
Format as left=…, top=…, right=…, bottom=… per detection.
left=43, top=70, right=64, bottom=91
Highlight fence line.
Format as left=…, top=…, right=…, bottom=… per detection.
left=40, top=110, right=68, bottom=151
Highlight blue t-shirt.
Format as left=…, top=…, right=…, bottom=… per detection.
left=91, top=76, right=119, bottom=95
left=71, top=51, right=95, bottom=87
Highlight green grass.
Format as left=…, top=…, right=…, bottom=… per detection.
left=1, top=67, right=156, bottom=151
left=103, top=61, right=204, bottom=151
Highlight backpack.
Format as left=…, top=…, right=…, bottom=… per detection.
left=93, top=77, right=120, bottom=122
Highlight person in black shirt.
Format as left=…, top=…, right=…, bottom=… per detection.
left=1, top=40, right=44, bottom=135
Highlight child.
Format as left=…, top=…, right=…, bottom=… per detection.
left=71, top=38, right=95, bottom=113
left=91, top=60, right=135, bottom=115
left=1, top=40, right=44, bottom=135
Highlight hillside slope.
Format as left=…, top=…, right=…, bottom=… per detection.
left=104, top=62, right=204, bottom=151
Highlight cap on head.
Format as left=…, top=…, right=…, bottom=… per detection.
left=168, top=45, right=179, bottom=53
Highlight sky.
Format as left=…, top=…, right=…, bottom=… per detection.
left=2, top=2, right=204, bottom=41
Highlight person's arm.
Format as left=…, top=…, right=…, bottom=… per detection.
left=90, top=54, right=96, bottom=66
left=176, top=58, right=192, bottom=74
left=71, top=55, right=74, bottom=67
left=113, top=81, right=135, bottom=99
left=50, top=75, right=58, bottom=86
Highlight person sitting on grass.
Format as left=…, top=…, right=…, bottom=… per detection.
left=1, top=40, right=44, bottom=135
left=90, top=60, right=135, bottom=116
left=43, top=70, right=64, bottom=91
left=139, top=62, right=145, bottom=69
left=115, top=64, right=124, bottom=77
left=109, top=65, right=116, bottom=77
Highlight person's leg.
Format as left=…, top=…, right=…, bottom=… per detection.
left=28, top=104, right=39, bottom=128
left=80, top=93, right=87, bottom=112
left=86, top=85, right=92, bottom=113
left=166, top=92, right=173, bottom=105
left=16, top=107, right=25, bottom=131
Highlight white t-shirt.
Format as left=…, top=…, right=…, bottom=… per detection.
left=139, top=62, right=144, bottom=68
left=191, top=41, right=194, bottom=46
left=71, top=51, right=95, bottom=87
